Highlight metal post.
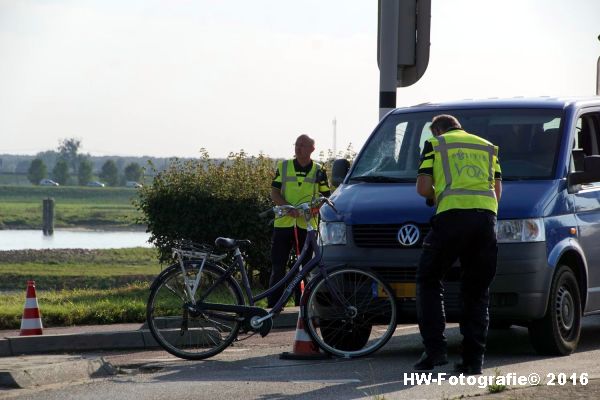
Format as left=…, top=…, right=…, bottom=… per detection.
left=597, top=34, right=600, bottom=96
left=596, top=56, right=599, bottom=96
left=42, top=198, right=54, bottom=236
left=332, top=117, right=337, bottom=157
left=379, top=0, right=400, bottom=120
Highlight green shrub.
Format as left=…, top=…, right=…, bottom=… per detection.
left=136, top=150, right=275, bottom=285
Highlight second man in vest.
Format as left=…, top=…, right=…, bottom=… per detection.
left=269, top=134, right=330, bottom=307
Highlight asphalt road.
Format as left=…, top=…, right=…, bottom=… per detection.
left=2, top=317, right=600, bottom=400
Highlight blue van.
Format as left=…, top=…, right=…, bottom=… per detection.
left=320, top=97, right=600, bottom=355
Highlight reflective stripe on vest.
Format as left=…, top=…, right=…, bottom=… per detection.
left=433, top=135, right=497, bottom=210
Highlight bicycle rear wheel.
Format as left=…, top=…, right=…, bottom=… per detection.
left=303, top=268, right=397, bottom=358
left=147, top=262, right=244, bottom=360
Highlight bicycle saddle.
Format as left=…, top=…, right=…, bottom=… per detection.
left=215, top=237, right=252, bottom=249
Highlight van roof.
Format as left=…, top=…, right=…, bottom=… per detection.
left=394, top=96, right=600, bottom=113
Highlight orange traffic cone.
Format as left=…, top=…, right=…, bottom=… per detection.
left=20, top=280, right=43, bottom=336
left=280, top=312, right=330, bottom=360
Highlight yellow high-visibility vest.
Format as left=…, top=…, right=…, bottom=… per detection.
left=275, top=159, right=322, bottom=228
left=427, top=130, right=500, bottom=214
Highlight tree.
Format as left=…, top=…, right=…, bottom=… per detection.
left=100, top=160, right=119, bottom=186
left=123, top=162, right=143, bottom=183
left=27, top=159, right=47, bottom=184
left=78, top=157, right=94, bottom=186
left=52, top=159, right=69, bottom=185
left=58, top=138, right=81, bottom=175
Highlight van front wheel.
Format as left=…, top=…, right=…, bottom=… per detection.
left=528, top=265, right=581, bottom=355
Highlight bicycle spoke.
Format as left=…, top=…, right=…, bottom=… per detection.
left=304, top=269, right=396, bottom=358
left=147, top=263, right=244, bottom=360
left=163, top=280, right=188, bottom=302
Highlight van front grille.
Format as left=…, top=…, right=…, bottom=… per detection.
left=352, top=224, right=430, bottom=248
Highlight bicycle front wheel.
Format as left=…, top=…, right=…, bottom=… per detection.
left=303, top=268, right=397, bottom=358
left=147, top=262, right=244, bottom=360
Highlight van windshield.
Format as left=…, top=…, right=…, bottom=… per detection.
left=349, top=108, right=563, bottom=182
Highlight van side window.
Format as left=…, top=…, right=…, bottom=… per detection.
left=575, top=114, right=600, bottom=155
left=573, top=113, right=600, bottom=183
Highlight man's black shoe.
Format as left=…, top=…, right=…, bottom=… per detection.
left=413, top=352, right=448, bottom=370
left=454, top=362, right=483, bottom=375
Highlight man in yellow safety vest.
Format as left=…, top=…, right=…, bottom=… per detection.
left=269, top=134, right=330, bottom=307
left=414, top=115, right=502, bottom=375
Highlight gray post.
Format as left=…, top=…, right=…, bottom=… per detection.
left=597, top=34, right=600, bottom=96
left=596, top=56, right=599, bottom=96
left=379, top=0, right=400, bottom=120
left=42, top=198, right=55, bottom=236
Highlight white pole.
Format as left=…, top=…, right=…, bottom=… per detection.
left=332, top=117, right=337, bottom=157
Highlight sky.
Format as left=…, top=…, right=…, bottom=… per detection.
left=1, top=0, right=599, bottom=159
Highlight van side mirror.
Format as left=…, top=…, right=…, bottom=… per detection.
left=568, top=155, right=600, bottom=187
left=331, top=159, right=351, bottom=187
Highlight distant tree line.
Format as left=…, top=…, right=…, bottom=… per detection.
left=26, top=138, right=144, bottom=186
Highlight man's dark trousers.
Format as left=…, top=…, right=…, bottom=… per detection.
left=416, top=209, right=497, bottom=364
left=268, top=226, right=309, bottom=307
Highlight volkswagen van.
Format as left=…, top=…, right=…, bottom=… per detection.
left=320, top=97, right=600, bottom=355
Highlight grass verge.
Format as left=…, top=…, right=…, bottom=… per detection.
left=0, top=283, right=149, bottom=328
left=0, top=248, right=275, bottom=329
left=0, top=248, right=161, bottom=290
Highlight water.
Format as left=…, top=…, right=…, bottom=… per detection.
left=0, top=229, right=152, bottom=250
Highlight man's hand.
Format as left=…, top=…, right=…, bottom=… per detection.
left=288, top=209, right=301, bottom=218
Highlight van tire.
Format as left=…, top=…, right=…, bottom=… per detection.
left=528, top=265, right=581, bottom=355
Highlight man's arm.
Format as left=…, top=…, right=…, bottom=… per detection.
left=495, top=180, right=502, bottom=202
left=271, top=188, right=300, bottom=217
left=270, top=187, right=288, bottom=206
left=416, top=175, right=435, bottom=199
left=416, top=140, right=435, bottom=202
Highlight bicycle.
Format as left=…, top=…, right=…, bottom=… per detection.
left=146, top=196, right=397, bottom=360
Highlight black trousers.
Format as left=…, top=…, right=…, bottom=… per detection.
left=268, top=227, right=310, bottom=307
left=416, top=209, right=497, bottom=364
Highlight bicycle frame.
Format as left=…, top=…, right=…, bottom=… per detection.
left=187, top=199, right=348, bottom=329
left=240, top=227, right=322, bottom=313
left=191, top=225, right=329, bottom=326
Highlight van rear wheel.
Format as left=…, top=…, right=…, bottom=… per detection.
left=528, top=265, right=581, bottom=355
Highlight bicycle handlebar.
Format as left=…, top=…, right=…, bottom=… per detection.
left=273, top=196, right=334, bottom=217
left=258, top=196, right=336, bottom=225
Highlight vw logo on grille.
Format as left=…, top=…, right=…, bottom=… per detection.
left=397, top=224, right=420, bottom=247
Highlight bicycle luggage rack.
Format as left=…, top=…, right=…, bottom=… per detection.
left=172, top=240, right=226, bottom=263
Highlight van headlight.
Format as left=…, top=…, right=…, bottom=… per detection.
left=319, top=222, right=347, bottom=246
left=496, top=218, right=545, bottom=243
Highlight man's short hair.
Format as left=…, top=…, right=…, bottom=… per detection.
left=296, top=134, right=315, bottom=147
left=430, top=115, right=462, bottom=133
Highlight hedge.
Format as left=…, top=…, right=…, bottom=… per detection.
left=136, top=150, right=275, bottom=285
left=136, top=146, right=356, bottom=286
